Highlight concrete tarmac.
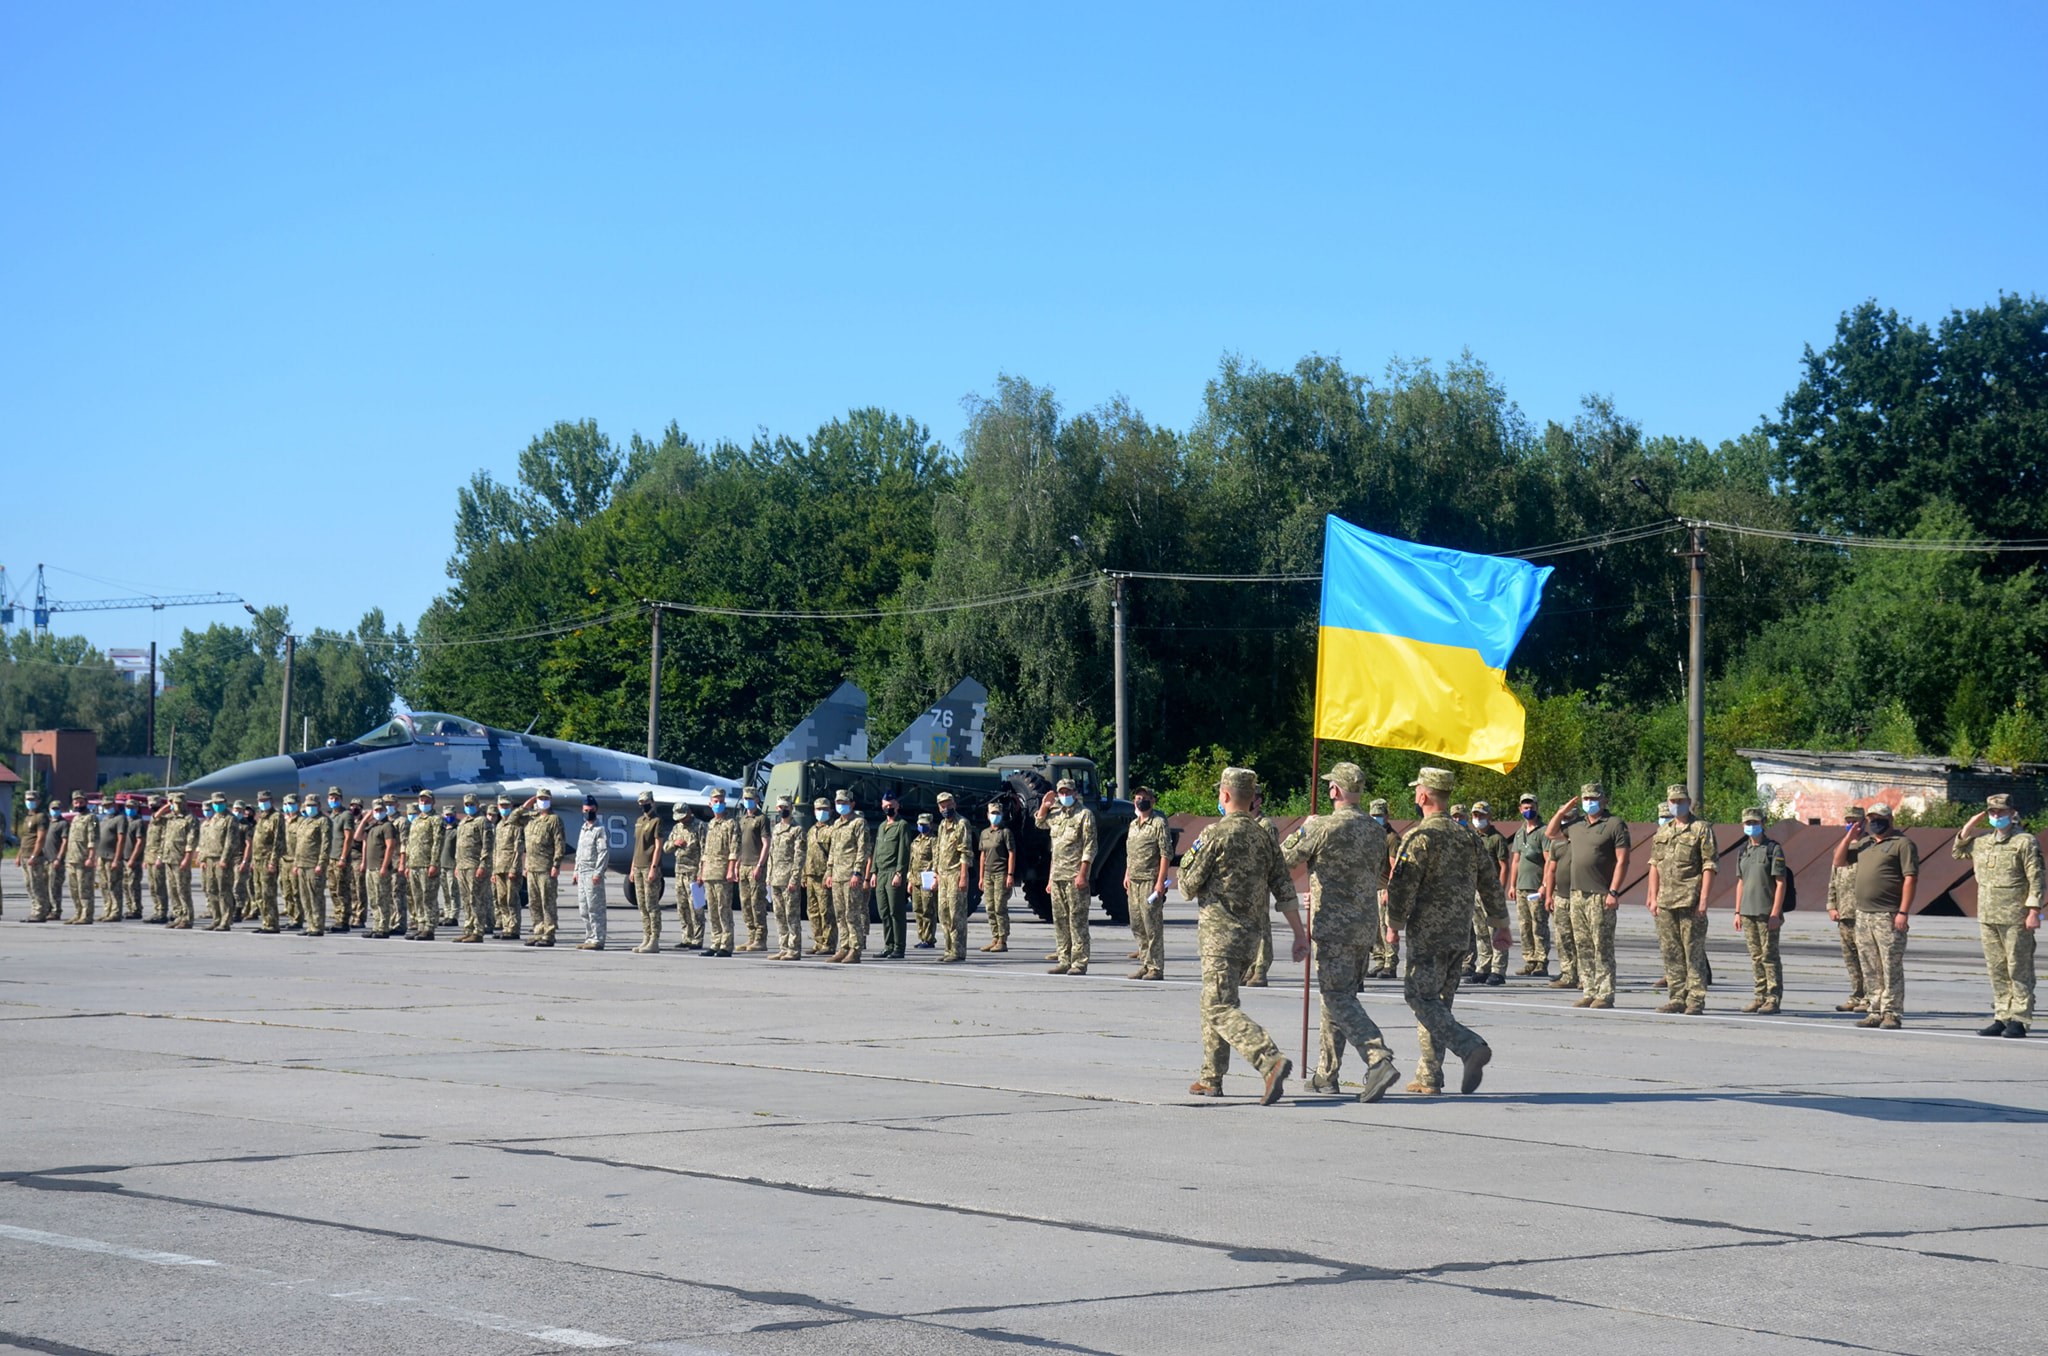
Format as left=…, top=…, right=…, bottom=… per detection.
left=1, top=859, right=2042, bottom=1356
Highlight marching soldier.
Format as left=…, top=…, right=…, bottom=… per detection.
left=736, top=789, right=770, bottom=951
left=1285, top=762, right=1398, bottom=1101
left=828, top=789, right=872, bottom=963
left=1647, top=783, right=1716, bottom=1014
left=1386, top=767, right=1507, bottom=1095
left=1953, top=794, right=2042, bottom=1037
left=1036, top=777, right=1097, bottom=975
left=1182, top=767, right=1304, bottom=1103
left=1123, top=788, right=1171, bottom=980
left=978, top=799, right=1015, bottom=953
left=699, top=792, right=740, bottom=957
left=767, top=794, right=807, bottom=959
left=1242, top=792, right=1280, bottom=986
left=804, top=797, right=835, bottom=954
left=1367, top=797, right=1401, bottom=978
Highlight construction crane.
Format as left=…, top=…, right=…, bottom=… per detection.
left=1, top=563, right=242, bottom=636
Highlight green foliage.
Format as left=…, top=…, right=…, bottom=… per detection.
left=1985, top=700, right=2048, bottom=770
left=0, top=631, right=152, bottom=766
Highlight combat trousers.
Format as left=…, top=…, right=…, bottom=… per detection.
left=1129, top=875, right=1164, bottom=976
left=282, top=868, right=301, bottom=927
left=1196, top=914, right=1284, bottom=1085
left=696, top=877, right=729, bottom=950
left=912, top=885, right=937, bottom=945
left=407, top=871, right=439, bottom=935
left=805, top=875, right=834, bottom=952
left=1854, top=910, right=1907, bottom=1019
left=439, top=870, right=460, bottom=925
left=125, top=864, right=144, bottom=917
left=681, top=882, right=706, bottom=946
left=1741, top=917, right=1783, bottom=1004
left=773, top=881, right=804, bottom=955
left=1517, top=891, right=1550, bottom=968
left=1655, top=905, right=1708, bottom=1009
left=296, top=868, right=326, bottom=933
left=149, top=863, right=168, bottom=920
left=366, top=871, right=397, bottom=934
left=331, top=862, right=359, bottom=927
left=99, top=864, right=126, bottom=921
left=492, top=873, right=520, bottom=937
left=203, top=863, right=232, bottom=927
left=48, top=863, right=66, bottom=919
left=576, top=872, right=607, bottom=946
left=981, top=876, right=1010, bottom=947
left=1369, top=921, right=1398, bottom=976
left=1244, top=914, right=1271, bottom=982
left=251, top=868, right=280, bottom=929
left=1472, top=899, right=1508, bottom=977
left=1550, top=897, right=1579, bottom=984
left=1568, top=892, right=1617, bottom=1001
left=1407, top=950, right=1483, bottom=1089
left=1316, top=930, right=1392, bottom=1084
left=831, top=880, right=864, bottom=957
left=457, top=870, right=488, bottom=938
left=740, top=875, right=767, bottom=948
left=26, top=862, right=53, bottom=920
left=936, top=878, right=967, bottom=960
left=876, top=876, right=907, bottom=954
left=632, top=867, right=663, bottom=949
left=66, top=865, right=94, bottom=923
left=1050, top=879, right=1089, bottom=970
left=527, top=870, right=559, bottom=943
left=1835, top=918, right=1866, bottom=999
left=229, top=866, right=247, bottom=923
left=167, top=867, right=193, bottom=927
left=1980, top=921, right=2036, bottom=1024
left=1689, top=909, right=1714, bottom=987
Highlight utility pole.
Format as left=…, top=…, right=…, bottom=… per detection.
left=646, top=604, right=663, bottom=760
left=1682, top=520, right=1707, bottom=805
left=1110, top=574, right=1128, bottom=800
left=147, top=641, right=157, bottom=758
left=277, top=633, right=296, bottom=757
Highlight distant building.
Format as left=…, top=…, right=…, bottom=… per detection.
left=1739, top=748, right=2048, bottom=822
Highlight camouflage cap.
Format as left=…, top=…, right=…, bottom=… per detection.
left=1986, top=793, right=2016, bottom=811
left=1518, top=791, right=1538, bottom=805
left=775, top=794, right=792, bottom=807
left=1219, top=767, right=1257, bottom=801
left=833, top=788, right=852, bottom=801
left=380, top=796, right=397, bottom=807
left=1471, top=800, right=1494, bottom=817
left=1055, top=776, right=1077, bottom=792
left=462, top=793, right=478, bottom=805
left=936, top=790, right=956, bottom=804
left=1865, top=802, right=1894, bottom=820
left=282, top=793, right=298, bottom=804
left=1580, top=781, right=1607, bottom=800
left=637, top=791, right=655, bottom=804
left=497, top=794, right=515, bottom=806
left=231, top=799, right=248, bottom=810
left=256, top=789, right=274, bottom=800
left=1449, top=803, right=1467, bottom=819
left=348, top=798, right=363, bottom=808
left=1408, top=766, right=1454, bottom=793
left=1667, top=783, right=1690, bottom=800
left=1325, top=761, right=1364, bottom=794
left=326, top=785, right=344, bottom=798
left=813, top=797, right=831, bottom=810
left=70, top=789, right=86, bottom=800
left=1741, top=806, right=1765, bottom=823
left=1369, top=797, right=1389, bottom=815
left=1844, top=804, right=1865, bottom=822
left=210, top=792, right=227, bottom=804
left=916, top=812, right=935, bottom=826
left=417, top=789, right=436, bottom=801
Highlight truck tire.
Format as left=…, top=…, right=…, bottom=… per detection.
left=1025, top=881, right=1052, bottom=921
left=1097, top=879, right=1128, bottom=926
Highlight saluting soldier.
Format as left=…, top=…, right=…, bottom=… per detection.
left=1036, top=777, right=1098, bottom=976
left=509, top=790, right=567, bottom=947
left=1386, top=766, right=1508, bottom=1096
left=1953, top=793, right=2042, bottom=1037
left=804, top=797, right=835, bottom=954
left=736, top=789, right=770, bottom=951
left=1285, top=762, right=1398, bottom=1101
left=766, top=794, right=807, bottom=959
left=1546, top=782, right=1629, bottom=1010
left=1182, top=767, right=1305, bottom=1103
left=1834, top=803, right=1916, bottom=1030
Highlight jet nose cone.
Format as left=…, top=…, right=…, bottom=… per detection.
left=186, top=756, right=296, bottom=794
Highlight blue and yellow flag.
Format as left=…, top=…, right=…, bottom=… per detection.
left=1315, top=515, right=1551, bottom=773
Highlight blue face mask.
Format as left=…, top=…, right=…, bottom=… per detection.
left=125, top=807, right=136, bottom=818
left=1990, top=814, right=2013, bottom=831
left=743, top=800, right=757, bottom=811
left=375, top=808, right=389, bottom=820
left=987, top=812, right=1002, bottom=825
left=916, top=824, right=930, bottom=835
left=1058, top=794, right=1075, bottom=808
left=327, top=798, right=341, bottom=810
left=464, top=805, right=477, bottom=815
left=1584, top=800, right=1602, bottom=816
left=302, top=807, right=317, bottom=819
left=258, top=801, right=271, bottom=811
left=1744, top=823, right=1763, bottom=838
left=1216, top=798, right=1229, bottom=817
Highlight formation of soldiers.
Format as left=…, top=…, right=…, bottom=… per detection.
left=9, top=768, right=2037, bottom=1100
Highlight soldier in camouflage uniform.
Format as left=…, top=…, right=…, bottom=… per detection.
left=736, top=790, right=770, bottom=950
left=18, top=790, right=52, bottom=921
left=1825, top=806, right=1868, bottom=1012
left=319, top=788, right=358, bottom=932
left=402, top=791, right=446, bottom=940
left=909, top=813, right=939, bottom=949
left=196, top=795, right=237, bottom=927
left=1386, top=767, right=1507, bottom=1095
left=358, top=798, right=401, bottom=936
left=1367, top=798, right=1400, bottom=977
left=804, top=797, right=835, bottom=954
left=1546, top=782, right=1629, bottom=1009
left=1647, top=783, right=1716, bottom=1014
left=629, top=792, right=666, bottom=953
left=1509, top=793, right=1550, bottom=975
left=827, top=790, right=872, bottom=963
left=1732, top=806, right=1788, bottom=1013
left=1285, top=762, right=1398, bottom=1102
left=289, top=797, right=328, bottom=934
left=668, top=807, right=706, bottom=948
left=700, top=792, right=741, bottom=957
left=245, top=792, right=285, bottom=932
left=1953, top=793, right=2042, bottom=1037
left=1470, top=802, right=1513, bottom=985
left=509, top=790, right=566, bottom=947
left=44, top=799, right=73, bottom=921
left=934, top=792, right=972, bottom=963
left=1123, top=789, right=1171, bottom=980
left=454, top=793, right=494, bottom=941
left=1183, top=767, right=1304, bottom=1103
left=979, top=801, right=1016, bottom=953
left=491, top=796, right=525, bottom=939
left=1835, top=803, right=1916, bottom=1029
left=767, top=795, right=807, bottom=959
left=1037, top=777, right=1098, bottom=975
left=143, top=796, right=172, bottom=922
left=63, top=791, right=96, bottom=924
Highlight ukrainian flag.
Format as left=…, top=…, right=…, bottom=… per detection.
left=1315, top=515, right=1552, bottom=773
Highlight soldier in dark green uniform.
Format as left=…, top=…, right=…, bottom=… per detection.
left=872, top=789, right=913, bottom=960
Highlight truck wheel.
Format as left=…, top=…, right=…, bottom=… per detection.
left=1025, top=882, right=1052, bottom=921
left=1097, top=880, right=1129, bottom=927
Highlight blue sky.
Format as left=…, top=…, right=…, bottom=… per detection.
left=5, top=2, right=2042, bottom=663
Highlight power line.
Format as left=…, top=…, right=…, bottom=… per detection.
left=646, top=573, right=1098, bottom=621
left=1698, top=519, right=2048, bottom=553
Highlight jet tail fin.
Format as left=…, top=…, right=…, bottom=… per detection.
left=875, top=678, right=988, bottom=767
left=758, top=681, right=869, bottom=771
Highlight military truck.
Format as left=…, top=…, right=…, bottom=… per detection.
left=763, top=753, right=1145, bottom=924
